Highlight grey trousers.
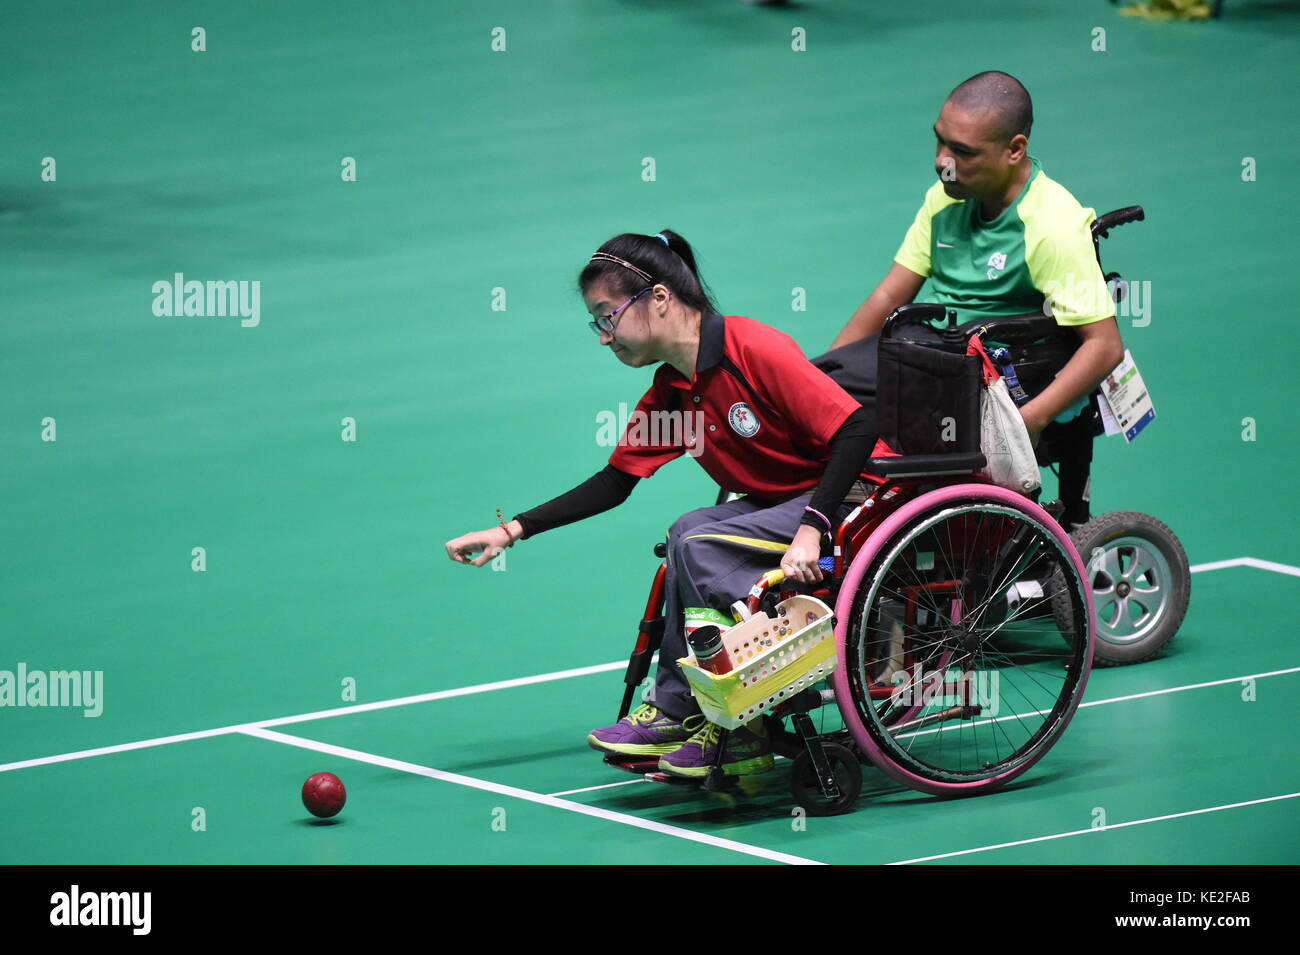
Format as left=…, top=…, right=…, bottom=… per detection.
left=644, top=489, right=858, bottom=720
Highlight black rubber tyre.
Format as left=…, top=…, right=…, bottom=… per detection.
left=790, top=742, right=863, bottom=816
left=1053, top=511, right=1190, bottom=667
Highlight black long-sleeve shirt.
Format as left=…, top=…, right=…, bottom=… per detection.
left=513, top=406, right=874, bottom=540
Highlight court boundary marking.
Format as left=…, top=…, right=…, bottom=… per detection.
left=240, top=727, right=825, bottom=866
left=3, top=668, right=1295, bottom=868
left=0, top=556, right=1295, bottom=865
left=1, top=555, right=1295, bottom=777
left=4, top=668, right=1295, bottom=776
left=887, top=793, right=1300, bottom=865
left=0, top=660, right=628, bottom=774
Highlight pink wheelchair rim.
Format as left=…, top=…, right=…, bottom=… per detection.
left=831, top=483, right=1096, bottom=796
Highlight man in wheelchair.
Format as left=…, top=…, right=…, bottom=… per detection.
left=812, top=71, right=1185, bottom=689
left=816, top=70, right=1125, bottom=529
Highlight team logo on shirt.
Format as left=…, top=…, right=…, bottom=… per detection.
left=986, top=251, right=1007, bottom=280
left=728, top=402, right=761, bottom=438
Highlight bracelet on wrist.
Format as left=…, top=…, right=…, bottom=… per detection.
left=803, top=505, right=833, bottom=540
left=496, top=508, right=515, bottom=548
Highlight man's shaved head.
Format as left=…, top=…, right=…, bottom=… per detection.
left=946, top=71, right=1033, bottom=142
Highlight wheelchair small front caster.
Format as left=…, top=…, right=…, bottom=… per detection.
left=790, top=742, right=862, bottom=816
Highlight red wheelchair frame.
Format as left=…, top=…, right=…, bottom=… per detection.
left=608, top=464, right=1096, bottom=815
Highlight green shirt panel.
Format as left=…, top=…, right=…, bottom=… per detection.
left=893, top=156, right=1115, bottom=327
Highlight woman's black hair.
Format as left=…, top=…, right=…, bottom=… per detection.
left=578, top=229, right=719, bottom=316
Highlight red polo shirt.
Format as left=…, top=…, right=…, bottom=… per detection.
left=609, top=313, right=864, bottom=498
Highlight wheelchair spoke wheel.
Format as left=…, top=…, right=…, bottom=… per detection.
left=832, top=484, right=1093, bottom=796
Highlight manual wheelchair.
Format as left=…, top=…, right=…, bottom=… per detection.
left=603, top=207, right=1189, bottom=815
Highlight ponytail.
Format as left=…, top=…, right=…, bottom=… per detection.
left=579, top=229, right=718, bottom=316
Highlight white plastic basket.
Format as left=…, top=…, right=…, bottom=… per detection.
left=678, top=594, right=837, bottom=729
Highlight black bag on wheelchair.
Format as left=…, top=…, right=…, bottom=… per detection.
left=875, top=333, right=982, bottom=456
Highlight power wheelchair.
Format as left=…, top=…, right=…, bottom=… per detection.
left=603, top=207, right=1189, bottom=815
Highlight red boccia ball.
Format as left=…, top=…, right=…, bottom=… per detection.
left=302, top=771, right=347, bottom=818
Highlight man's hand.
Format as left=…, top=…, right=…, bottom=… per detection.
left=781, top=524, right=827, bottom=584
left=1015, top=317, right=1125, bottom=444
left=1019, top=404, right=1047, bottom=449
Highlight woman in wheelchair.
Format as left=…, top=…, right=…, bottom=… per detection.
left=448, top=214, right=1181, bottom=813
left=444, top=229, right=882, bottom=778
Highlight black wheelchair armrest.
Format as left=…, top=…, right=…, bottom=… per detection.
left=884, top=302, right=948, bottom=330
left=961, top=313, right=1063, bottom=345
left=880, top=303, right=963, bottom=348
left=869, top=451, right=987, bottom=477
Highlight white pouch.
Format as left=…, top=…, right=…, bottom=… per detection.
left=980, top=377, right=1041, bottom=494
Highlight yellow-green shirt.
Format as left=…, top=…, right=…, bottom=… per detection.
left=894, top=156, right=1115, bottom=327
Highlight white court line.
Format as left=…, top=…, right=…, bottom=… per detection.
left=255, top=659, right=631, bottom=728
left=1079, top=666, right=1300, bottom=709
left=3, top=664, right=1295, bottom=777
left=0, top=725, right=254, bottom=774
left=839, top=667, right=1300, bottom=744
left=0, top=658, right=630, bottom=774
left=1190, top=557, right=1300, bottom=577
left=550, top=778, right=649, bottom=797
left=887, top=793, right=1300, bottom=865
left=0, top=554, right=1292, bottom=777
left=240, top=727, right=825, bottom=866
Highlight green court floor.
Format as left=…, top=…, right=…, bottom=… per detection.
left=2, top=0, right=1297, bottom=865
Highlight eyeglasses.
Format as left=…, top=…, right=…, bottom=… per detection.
left=588, top=286, right=653, bottom=336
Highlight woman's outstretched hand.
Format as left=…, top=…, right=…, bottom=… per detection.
left=780, top=524, right=826, bottom=584
left=446, top=523, right=517, bottom=567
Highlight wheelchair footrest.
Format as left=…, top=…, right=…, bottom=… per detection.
left=603, top=753, right=661, bottom=774
left=644, top=771, right=690, bottom=785
left=644, top=769, right=737, bottom=790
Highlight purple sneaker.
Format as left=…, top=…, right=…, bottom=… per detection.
left=658, top=718, right=774, bottom=778
left=587, top=704, right=708, bottom=756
